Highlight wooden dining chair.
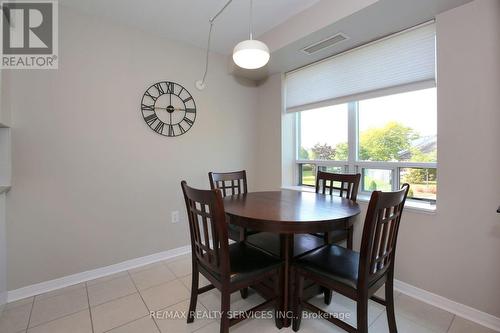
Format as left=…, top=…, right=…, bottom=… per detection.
left=314, top=171, right=361, bottom=250
left=209, top=170, right=258, bottom=242
left=292, top=184, right=410, bottom=333
left=181, top=181, right=283, bottom=333
left=314, top=171, right=361, bottom=304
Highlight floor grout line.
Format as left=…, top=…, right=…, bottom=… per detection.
left=367, top=290, right=400, bottom=328
left=369, top=308, right=385, bottom=328
left=101, top=314, right=151, bottom=333
left=163, top=254, right=191, bottom=264
left=85, top=282, right=95, bottom=333
left=127, top=269, right=178, bottom=293
left=446, top=314, right=456, bottom=332
left=388, top=309, right=448, bottom=332
left=87, top=291, right=141, bottom=312
left=87, top=275, right=137, bottom=308
left=24, top=294, right=36, bottom=331
left=156, top=297, right=194, bottom=312
left=86, top=272, right=129, bottom=287
left=29, top=283, right=87, bottom=302
left=128, top=274, right=183, bottom=294
left=126, top=270, right=162, bottom=333
left=160, top=259, right=177, bottom=272
left=137, top=276, right=216, bottom=333
left=128, top=262, right=167, bottom=274
left=25, top=308, right=91, bottom=331
left=88, top=289, right=138, bottom=308
left=147, top=282, right=219, bottom=332
left=393, top=301, right=454, bottom=333
left=13, top=291, right=146, bottom=333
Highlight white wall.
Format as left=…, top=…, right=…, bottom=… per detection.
left=425, top=0, right=500, bottom=316
left=0, top=193, right=6, bottom=312
left=0, top=54, right=10, bottom=314
left=255, top=0, right=500, bottom=319
left=254, top=74, right=282, bottom=191
left=4, top=6, right=259, bottom=290
left=0, top=74, right=10, bottom=127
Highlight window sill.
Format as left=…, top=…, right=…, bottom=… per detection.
left=0, top=186, right=10, bottom=194
left=281, top=185, right=437, bottom=215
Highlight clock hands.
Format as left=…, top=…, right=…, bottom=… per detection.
left=154, top=106, right=187, bottom=111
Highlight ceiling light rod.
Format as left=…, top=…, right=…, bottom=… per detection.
left=232, top=0, right=270, bottom=70
left=196, top=0, right=233, bottom=90
left=249, top=0, right=253, bottom=40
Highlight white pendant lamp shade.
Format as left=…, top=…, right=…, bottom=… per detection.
left=196, top=0, right=271, bottom=90
left=232, top=39, right=270, bottom=69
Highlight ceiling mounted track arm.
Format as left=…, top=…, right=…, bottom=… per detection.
left=196, top=0, right=233, bottom=90
left=210, top=0, right=233, bottom=24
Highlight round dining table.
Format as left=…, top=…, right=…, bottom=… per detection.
left=223, top=189, right=361, bottom=327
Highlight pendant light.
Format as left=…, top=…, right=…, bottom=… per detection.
left=196, top=0, right=270, bottom=90
left=232, top=0, right=270, bottom=69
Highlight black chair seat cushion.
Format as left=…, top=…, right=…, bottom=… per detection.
left=228, top=242, right=282, bottom=283
left=246, top=232, right=325, bottom=258
left=310, top=229, right=349, bottom=243
left=227, top=222, right=260, bottom=241
left=294, top=244, right=360, bottom=289
left=227, top=224, right=242, bottom=241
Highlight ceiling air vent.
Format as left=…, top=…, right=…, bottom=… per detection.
left=301, top=33, right=349, bottom=55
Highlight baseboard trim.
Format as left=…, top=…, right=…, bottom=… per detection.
left=394, top=280, right=500, bottom=332
left=7, top=246, right=499, bottom=331
left=7, top=245, right=191, bottom=303
left=0, top=290, right=7, bottom=314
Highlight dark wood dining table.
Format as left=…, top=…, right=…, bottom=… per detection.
left=223, top=189, right=361, bottom=327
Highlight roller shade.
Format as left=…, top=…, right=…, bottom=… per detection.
left=285, top=23, right=436, bottom=112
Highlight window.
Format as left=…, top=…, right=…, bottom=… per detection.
left=298, top=104, right=348, bottom=161
left=358, top=89, right=437, bottom=163
left=296, top=88, right=437, bottom=205
left=299, top=164, right=346, bottom=187
left=287, top=23, right=437, bottom=206
left=362, top=169, right=393, bottom=192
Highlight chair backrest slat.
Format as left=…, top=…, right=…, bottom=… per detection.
left=209, top=170, right=248, bottom=197
left=358, top=184, right=410, bottom=287
left=181, top=181, right=230, bottom=279
left=315, top=171, right=361, bottom=202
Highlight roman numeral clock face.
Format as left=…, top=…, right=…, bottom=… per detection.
left=141, top=81, right=196, bottom=137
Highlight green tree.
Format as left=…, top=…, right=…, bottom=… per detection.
left=311, top=143, right=336, bottom=160
left=404, top=149, right=437, bottom=184
left=359, top=122, right=419, bottom=161
left=334, top=142, right=349, bottom=160
left=368, top=180, right=378, bottom=191
left=403, top=167, right=437, bottom=184
left=410, top=148, right=436, bottom=163
left=299, top=147, right=309, bottom=159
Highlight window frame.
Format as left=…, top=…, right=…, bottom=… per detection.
left=295, top=95, right=437, bottom=205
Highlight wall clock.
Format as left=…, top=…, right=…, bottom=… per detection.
left=141, top=81, right=197, bottom=137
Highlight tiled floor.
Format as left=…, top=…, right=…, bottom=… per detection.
left=0, top=254, right=497, bottom=333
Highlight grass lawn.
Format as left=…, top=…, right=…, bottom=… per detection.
left=302, top=169, right=436, bottom=201
left=301, top=169, right=315, bottom=186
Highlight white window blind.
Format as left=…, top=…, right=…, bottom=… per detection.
left=285, top=23, right=436, bottom=112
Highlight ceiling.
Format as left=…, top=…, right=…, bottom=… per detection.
left=60, top=0, right=474, bottom=81
left=59, top=0, right=321, bottom=55
left=266, top=0, right=474, bottom=75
